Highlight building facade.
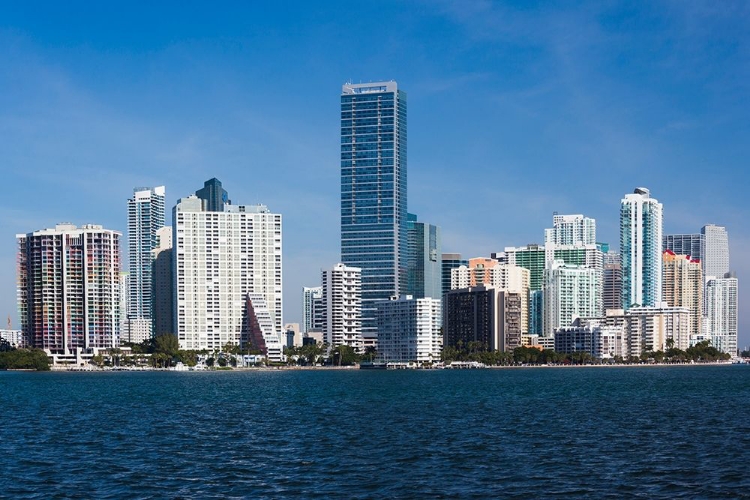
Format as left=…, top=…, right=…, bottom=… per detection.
left=554, top=320, right=622, bottom=359
left=127, top=186, right=165, bottom=337
left=173, top=195, right=282, bottom=351
left=406, top=213, right=442, bottom=299
left=441, top=253, right=467, bottom=299
left=662, top=250, right=702, bottom=340
left=341, top=81, right=407, bottom=338
left=152, top=226, right=173, bottom=336
left=544, top=214, right=596, bottom=246
left=625, top=305, right=690, bottom=355
left=603, top=251, right=623, bottom=312
left=321, top=263, right=363, bottom=350
left=663, top=233, right=703, bottom=262
left=243, top=293, right=283, bottom=362
left=705, top=273, right=738, bottom=355
left=443, top=286, right=521, bottom=352
left=451, top=258, right=530, bottom=334
left=542, top=260, right=601, bottom=336
left=17, top=224, right=121, bottom=355
left=302, top=286, right=324, bottom=334
left=196, top=178, right=230, bottom=212
left=701, top=224, right=729, bottom=280
left=620, top=187, right=663, bottom=309
left=376, top=295, right=442, bottom=363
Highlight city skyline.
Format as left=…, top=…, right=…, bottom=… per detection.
left=0, top=3, right=748, bottom=346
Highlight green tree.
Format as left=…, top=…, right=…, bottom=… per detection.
left=0, top=348, right=50, bottom=371
left=331, top=345, right=359, bottom=366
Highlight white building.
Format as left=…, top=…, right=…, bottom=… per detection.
left=0, top=329, right=25, bottom=348
left=377, top=295, right=442, bottom=364
left=702, top=225, right=729, bottom=281
left=543, top=260, right=601, bottom=336
left=626, top=304, right=690, bottom=356
left=322, top=263, right=363, bottom=350
left=173, top=195, right=282, bottom=352
left=554, top=320, right=622, bottom=359
left=244, top=293, right=283, bottom=362
left=705, top=273, right=738, bottom=355
left=620, top=187, right=663, bottom=309
left=544, top=214, right=596, bottom=246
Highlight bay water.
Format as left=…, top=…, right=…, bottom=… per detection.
left=2, top=365, right=749, bottom=498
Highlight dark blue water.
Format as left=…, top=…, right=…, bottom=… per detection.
left=2, top=366, right=749, bottom=498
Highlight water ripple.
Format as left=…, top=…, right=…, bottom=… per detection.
left=1, top=366, right=749, bottom=498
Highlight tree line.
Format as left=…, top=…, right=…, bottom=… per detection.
left=0, top=338, right=50, bottom=371
left=441, top=339, right=731, bottom=366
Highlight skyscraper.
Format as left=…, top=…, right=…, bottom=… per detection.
left=443, top=286, right=522, bottom=352
left=663, top=233, right=703, bottom=262
left=377, top=295, right=442, bottom=363
left=705, top=273, right=738, bottom=355
left=17, top=224, right=121, bottom=357
left=544, top=214, right=596, bottom=246
left=441, top=253, right=467, bottom=299
left=543, top=260, right=601, bottom=336
left=603, top=251, right=623, bottom=312
left=701, top=224, right=729, bottom=280
left=620, top=187, right=663, bottom=309
left=127, top=186, right=165, bottom=337
left=406, top=213, right=442, bottom=299
left=341, top=81, right=407, bottom=338
left=152, top=226, right=173, bottom=336
left=662, top=250, right=703, bottom=340
left=196, top=178, right=230, bottom=212
left=321, top=263, right=363, bottom=350
left=302, top=286, right=324, bottom=334
left=173, top=194, right=282, bottom=351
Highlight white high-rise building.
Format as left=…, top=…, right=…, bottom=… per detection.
left=173, top=195, right=282, bottom=351
left=620, top=187, right=663, bottom=309
left=322, top=263, right=363, bottom=350
left=302, top=286, right=324, bottom=334
left=702, top=225, right=729, bottom=280
left=543, top=260, right=601, bottom=336
left=705, top=273, right=738, bottom=355
left=545, top=214, right=596, bottom=246
left=127, top=186, right=166, bottom=336
left=377, top=295, right=442, bottom=364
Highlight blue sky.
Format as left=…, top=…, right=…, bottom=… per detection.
left=1, top=1, right=748, bottom=346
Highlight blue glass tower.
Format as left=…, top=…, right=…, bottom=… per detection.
left=341, top=81, right=407, bottom=338
left=196, top=178, right=230, bottom=212
left=407, top=213, right=442, bottom=300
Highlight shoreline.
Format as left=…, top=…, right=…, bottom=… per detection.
left=36, top=360, right=744, bottom=373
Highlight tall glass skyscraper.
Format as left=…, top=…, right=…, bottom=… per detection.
left=128, top=186, right=165, bottom=336
left=341, top=81, right=407, bottom=337
left=196, top=178, right=230, bottom=212
left=620, top=187, right=663, bottom=309
left=406, top=213, right=442, bottom=300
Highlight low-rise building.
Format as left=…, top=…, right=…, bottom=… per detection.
left=554, top=319, right=622, bottom=359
